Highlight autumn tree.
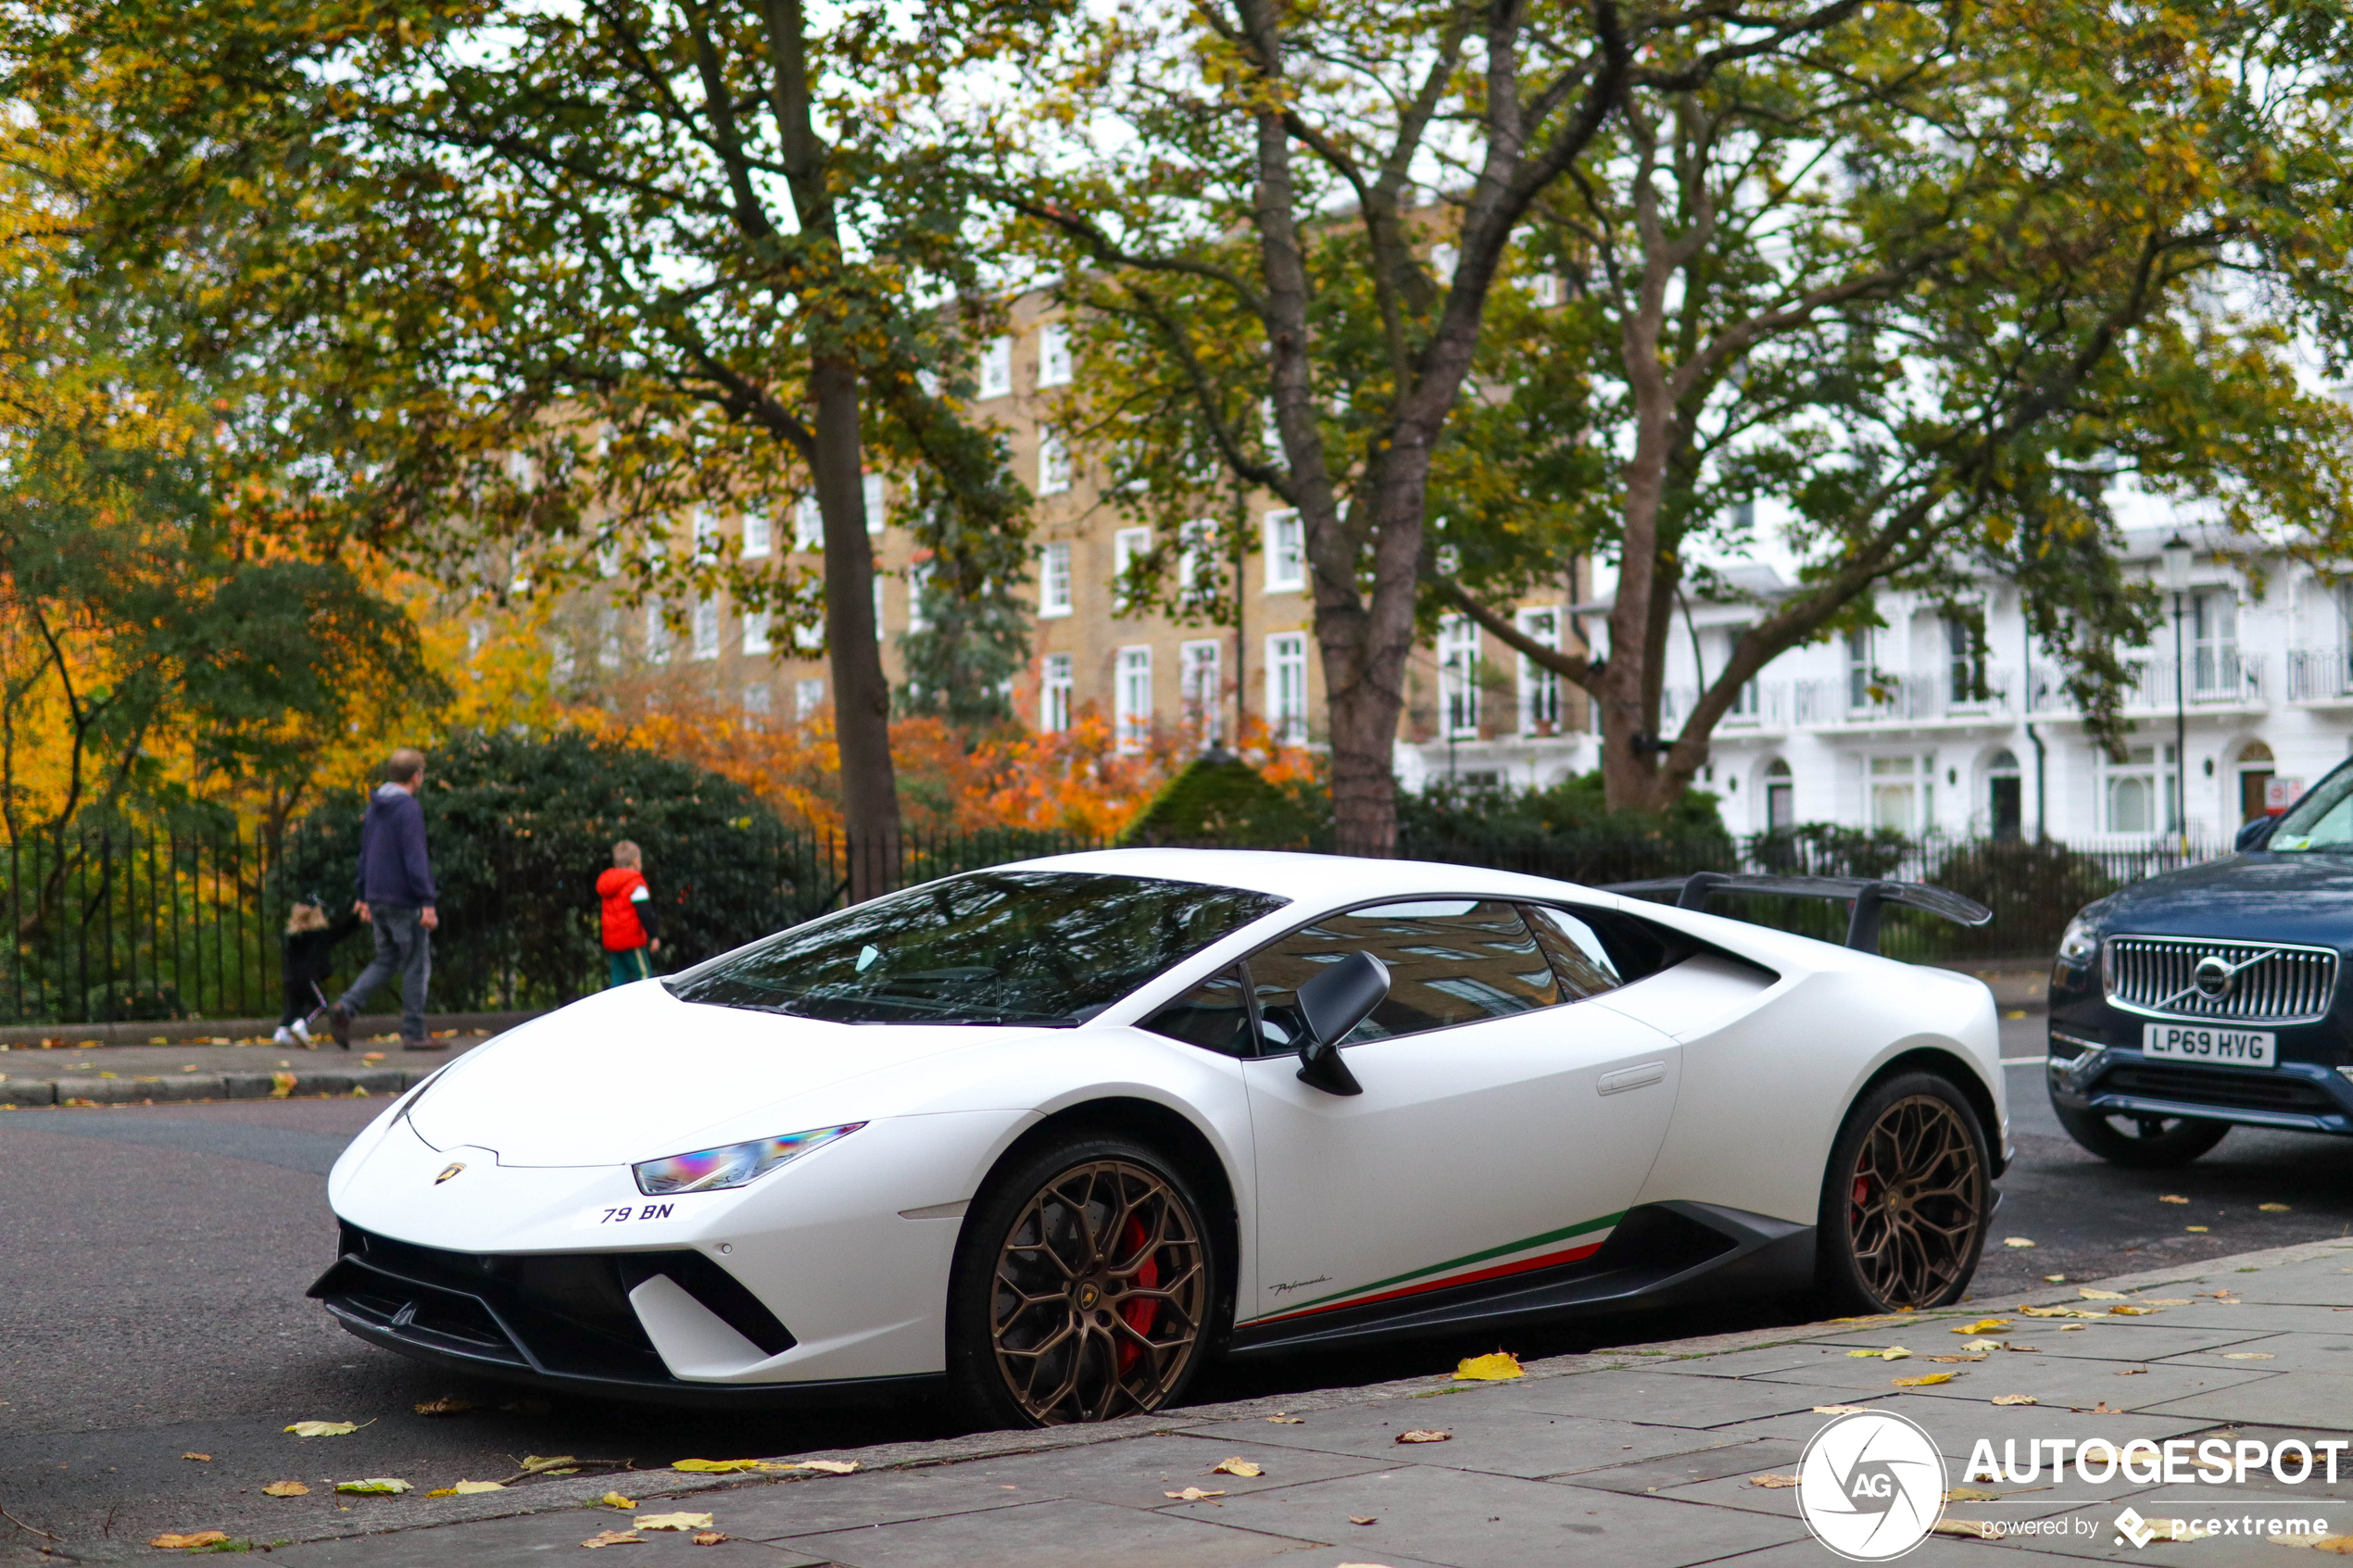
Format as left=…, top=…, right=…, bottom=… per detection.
left=23, top=0, right=1050, bottom=896
left=999, top=0, right=1878, bottom=853
left=1428, top=0, right=2353, bottom=808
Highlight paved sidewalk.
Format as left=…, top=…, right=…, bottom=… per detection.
left=81, top=1237, right=2351, bottom=1567
left=0, top=1035, right=491, bottom=1107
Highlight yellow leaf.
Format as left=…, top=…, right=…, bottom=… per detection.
left=2158, top=1194, right=2189, bottom=1203
left=1959, top=1339, right=2006, bottom=1352
left=2145, top=1298, right=2193, bottom=1305
left=2262, top=1202, right=2292, bottom=1212
left=1893, top=1373, right=1954, bottom=1386
left=1992, top=1394, right=2038, bottom=1406
left=520, top=1456, right=578, bottom=1474
left=270, top=1071, right=296, bottom=1098
left=635, top=1513, right=713, bottom=1532
left=1945, top=1486, right=2001, bottom=1501
left=1210, top=1458, right=1263, bottom=1477
left=260, top=1481, right=308, bottom=1498
left=2002, top=1237, right=2036, bottom=1248
left=780, top=1460, right=859, bottom=1474
left=690, top=1532, right=727, bottom=1547
left=283, top=1421, right=359, bottom=1436
left=449, top=1481, right=504, bottom=1495
left=182, top=1452, right=211, bottom=1461
left=335, top=1478, right=410, bottom=1495
left=580, top=1530, right=642, bottom=1549
left=2078, top=1288, right=2127, bottom=1300
left=413, top=1396, right=475, bottom=1416
left=672, top=1459, right=766, bottom=1474
left=2188, top=1225, right=2210, bottom=1232
left=1931, top=1519, right=2003, bottom=1540
left=1928, top=1354, right=1984, bottom=1363
left=1955, top=1318, right=2011, bottom=1334
left=1265, top=1414, right=1304, bottom=1424
left=2108, top=1305, right=2158, bottom=1315
left=1164, top=1486, right=1226, bottom=1500
left=1453, top=1351, right=1524, bottom=1381
left=597, top=1492, right=638, bottom=1510
left=1813, top=1404, right=1869, bottom=1414
left=1395, top=1429, right=1452, bottom=1443
left=2222, top=1352, right=2276, bottom=1360
left=1747, top=1474, right=1800, bottom=1488
left=2274, top=1535, right=2353, bottom=1551
left=150, top=1533, right=231, bottom=1549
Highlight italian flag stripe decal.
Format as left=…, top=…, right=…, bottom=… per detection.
left=1249, top=1210, right=1626, bottom=1324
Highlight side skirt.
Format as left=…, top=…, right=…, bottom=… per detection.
left=1224, top=1201, right=1816, bottom=1357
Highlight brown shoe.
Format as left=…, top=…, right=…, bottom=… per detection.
left=401, top=1038, right=448, bottom=1052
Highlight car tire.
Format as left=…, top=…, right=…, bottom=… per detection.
left=2051, top=1098, right=2231, bottom=1168
left=1817, top=1071, right=1993, bottom=1315
left=947, top=1133, right=1219, bottom=1429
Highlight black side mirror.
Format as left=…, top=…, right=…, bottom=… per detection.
left=1292, top=952, right=1388, bottom=1097
left=2236, top=816, right=2278, bottom=852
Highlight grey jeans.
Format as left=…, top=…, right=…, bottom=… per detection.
left=340, top=903, right=432, bottom=1043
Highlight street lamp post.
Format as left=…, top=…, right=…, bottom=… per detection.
left=2161, top=532, right=2195, bottom=859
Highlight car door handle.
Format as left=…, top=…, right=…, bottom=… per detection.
left=1597, top=1061, right=1667, bottom=1096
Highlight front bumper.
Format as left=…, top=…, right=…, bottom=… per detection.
left=2047, top=1032, right=2353, bottom=1135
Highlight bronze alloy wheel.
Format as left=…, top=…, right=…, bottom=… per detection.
left=988, top=1158, right=1208, bottom=1424
left=1845, top=1093, right=1988, bottom=1308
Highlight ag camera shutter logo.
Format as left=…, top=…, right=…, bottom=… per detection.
left=1798, top=1410, right=1946, bottom=1561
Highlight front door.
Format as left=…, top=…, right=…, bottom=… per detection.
left=1238, top=899, right=1680, bottom=1328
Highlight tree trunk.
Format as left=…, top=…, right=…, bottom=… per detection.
left=809, top=357, right=900, bottom=900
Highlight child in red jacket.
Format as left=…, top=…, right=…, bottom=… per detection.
left=597, top=840, right=663, bottom=987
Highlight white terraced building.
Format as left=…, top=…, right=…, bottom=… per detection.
left=1394, top=525, right=2353, bottom=846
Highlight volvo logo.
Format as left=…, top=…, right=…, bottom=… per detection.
left=434, top=1161, right=467, bottom=1185
left=2194, top=956, right=2235, bottom=999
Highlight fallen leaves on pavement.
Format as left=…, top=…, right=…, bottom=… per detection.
left=413, top=1396, right=476, bottom=1416
left=1812, top=1405, right=1869, bottom=1415
left=1847, top=1347, right=1910, bottom=1361
left=1265, top=1414, right=1304, bottom=1424
left=1747, top=1474, right=1800, bottom=1489
left=2145, top=1298, right=2193, bottom=1305
left=2003, top=1237, right=2036, bottom=1248
left=2271, top=1533, right=2353, bottom=1550
left=596, top=1492, right=638, bottom=1510
left=2017, top=1306, right=2105, bottom=1319
left=2078, top=1288, right=2127, bottom=1300
left=260, top=1481, right=308, bottom=1498
left=2108, top=1305, right=2159, bottom=1315
left=635, top=1513, right=713, bottom=1532
left=1453, top=1350, right=1524, bottom=1381
left=270, top=1072, right=296, bottom=1098
left=1164, top=1486, right=1226, bottom=1501
left=1210, top=1459, right=1263, bottom=1477
left=2188, top=1225, right=2210, bottom=1233
left=2222, top=1352, right=2277, bottom=1360
left=1394, top=1429, right=1452, bottom=1444
left=149, top=1532, right=231, bottom=1549
left=520, top=1455, right=580, bottom=1475
left=181, top=1452, right=210, bottom=1461
left=783, top=1460, right=860, bottom=1474
left=2158, top=1194, right=2189, bottom=1204
left=1991, top=1395, right=2037, bottom=1406
left=2262, top=1202, right=2293, bottom=1212
left=1944, top=1486, right=2001, bottom=1502
left=283, top=1420, right=361, bottom=1436
left=1955, top=1319, right=2011, bottom=1335
left=580, top=1530, right=642, bottom=1549
left=1892, top=1373, right=1954, bottom=1387
left=690, top=1532, right=726, bottom=1547
left=1928, top=1354, right=1984, bottom=1363
left=423, top=1482, right=506, bottom=1497
left=335, top=1479, right=411, bottom=1495
left=1348, top=1515, right=1377, bottom=1525
left=2117, top=1367, right=2148, bottom=1376
left=1931, top=1519, right=2003, bottom=1540
left=1959, top=1339, right=2007, bottom=1353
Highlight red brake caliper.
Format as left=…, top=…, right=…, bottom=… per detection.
left=1851, top=1173, right=1871, bottom=1221
left=1115, top=1213, right=1158, bottom=1374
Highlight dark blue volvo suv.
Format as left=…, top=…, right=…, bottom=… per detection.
left=2049, top=762, right=2353, bottom=1167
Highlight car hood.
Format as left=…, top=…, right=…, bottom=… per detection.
left=2095, top=853, right=2353, bottom=948
left=407, top=981, right=1006, bottom=1166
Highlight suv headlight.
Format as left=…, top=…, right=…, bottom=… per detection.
left=2057, top=915, right=2099, bottom=967
left=632, top=1123, right=865, bottom=1197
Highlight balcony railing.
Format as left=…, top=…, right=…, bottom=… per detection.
left=2287, top=645, right=2353, bottom=702
left=2026, top=653, right=2268, bottom=715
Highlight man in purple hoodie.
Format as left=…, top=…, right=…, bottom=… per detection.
left=329, top=747, right=441, bottom=1051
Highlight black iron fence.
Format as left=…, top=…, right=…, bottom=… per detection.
left=0, top=822, right=2221, bottom=1027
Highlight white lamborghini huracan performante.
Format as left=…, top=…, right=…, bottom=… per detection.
left=315, top=850, right=2008, bottom=1427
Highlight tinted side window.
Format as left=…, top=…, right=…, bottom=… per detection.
left=1523, top=904, right=1623, bottom=998
left=1141, top=967, right=1256, bottom=1058
left=1249, top=899, right=1561, bottom=1049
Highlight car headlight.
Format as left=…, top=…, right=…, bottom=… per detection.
left=2057, top=915, right=2099, bottom=967
left=632, top=1123, right=865, bottom=1197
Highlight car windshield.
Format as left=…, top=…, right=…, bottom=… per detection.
left=2266, top=766, right=2353, bottom=852
left=665, top=870, right=1288, bottom=1025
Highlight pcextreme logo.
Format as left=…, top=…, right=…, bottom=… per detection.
left=1797, top=1411, right=1946, bottom=1562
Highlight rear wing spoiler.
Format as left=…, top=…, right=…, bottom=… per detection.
left=1599, top=872, right=1993, bottom=956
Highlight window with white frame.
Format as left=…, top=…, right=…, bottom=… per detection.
left=1868, top=754, right=1929, bottom=834
left=795, top=676, right=825, bottom=721
left=1516, top=608, right=1562, bottom=734
left=1038, top=431, right=1071, bottom=495
left=1844, top=627, right=1878, bottom=710
left=742, top=508, right=771, bottom=558
left=1944, top=612, right=1988, bottom=703
left=1438, top=615, right=1480, bottom=736
left=1176, top=520, right=1216, bottom=597
left=1264, top=509, right=1304, bottom=593
left=1722, top=627, right=1760, bottom=720
left=862, top=471, right=885, bottom=533
left=742, top=684, right=772, bottom=719
left=1112, top=526, right=1150, bottom=611
left=1267, top=633, right=1308, bottom=744
left=1038, top=322, right=1073, bottom=387
left=598, top=607, right=622, bottom=668
left=692, top=509, right=720, bottom=564
left=645, top=602, right=672, bottom=664
left=1181, top=639, right=1223, bottom=742
left=1114, top=646, right=1152, bottom=750
left=978, top=334, right=1013, bottom=398
left=1038, top=540, right=1073, bottom=616
left=794, top=605, right=824, bottom=650
left=794, top=495, right=824, bottom=551
left=907, top=559, right=933, bottom=632
left=1040, top=652, right=1074, bottom=733
left=742, top=608, right=772, bottom=655
left=2104, top=745, right=2178, bottom=834
left=2191, top=589, right=2239, bottom=696
left=692, top=598, right=721, bottom=659
left=1764, top=759, right=1795, bottom=831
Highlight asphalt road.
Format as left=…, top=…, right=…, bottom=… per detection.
left=6, top=1014, right=2352, bottom=1559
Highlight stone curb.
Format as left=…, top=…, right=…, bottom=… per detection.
left=233, top=1233, right=2353, bottom=1552
left=0, top=1009, right=540, bottom=1048
left=0, top=1066, right=435, bottom=1108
